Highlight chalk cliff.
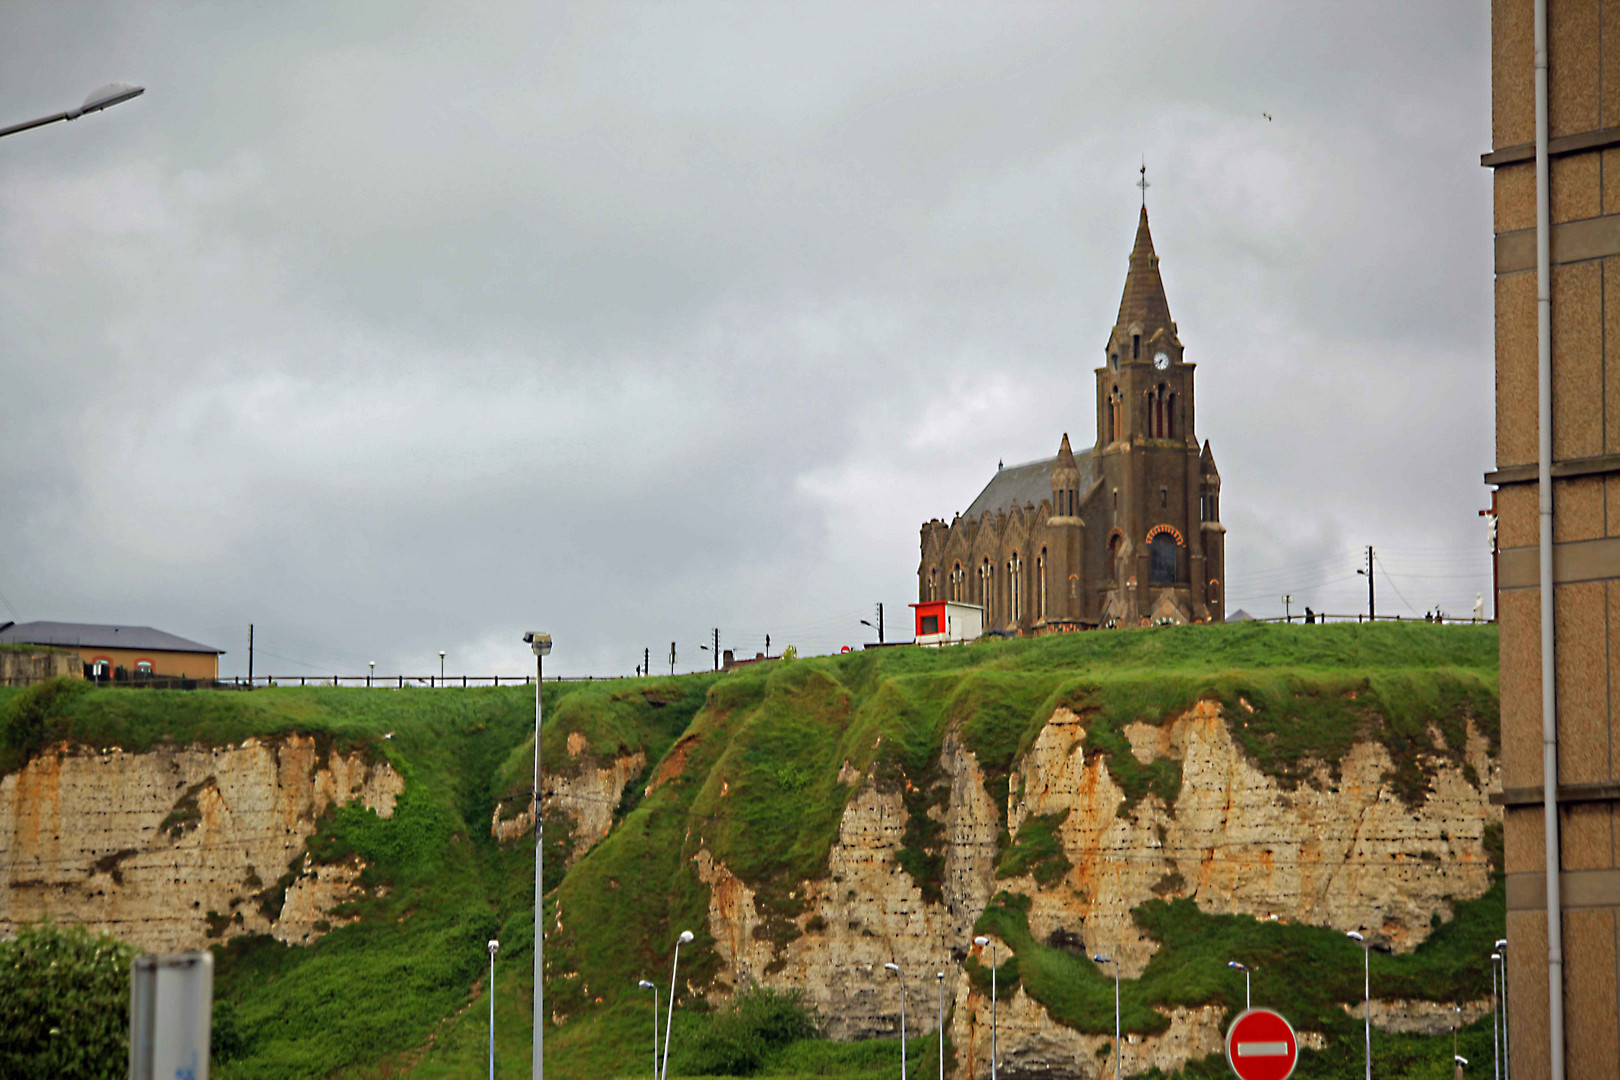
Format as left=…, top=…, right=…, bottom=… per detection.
left=0, top=734, right=402, bottom=952
left=695, top=700, right=1500, bottom=1078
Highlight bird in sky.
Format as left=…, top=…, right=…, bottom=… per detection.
left=1263, top=112, right=1273, bottom=121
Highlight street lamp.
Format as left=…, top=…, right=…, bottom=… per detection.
left=974, top=936, right=997, bottom=1080
left=1093, top=955, right=1120, bottom=1080
left=523, top=630, right=551, bottom=1080
left=488, top=939, right=500, bottom=1080
left=1227, top=961, right=1250, bottom=1010
left=885, top=963, right=908, bottom=1080
left=1495, top=939, right=1509, bottom=1080
left=368, top=661, right=375, bottom=687
left=1348, top=932, right=1371, bottom=1080
left=661, top=930, right=695, bottom=1080
left=638, top=980, right=659, bottom=1080
left=1489, top=954, right=1501, bottom=1080
left=935, top=972, right=945, bottom=1080
left=440, top=651, right=446, bottom=684
left=0, top=82, right=145, bottom=140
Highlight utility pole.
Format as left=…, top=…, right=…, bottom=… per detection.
left=1356, top=546, right=1376, bottom=622
left=861, top=604, right=886, bottom=645
left=712, top=628, right=720, bottom=671
left=1283, top=595, right=1292, bottom=623
left=248, top=624, right=254, bottom=685
left=644, top=647, right=650, bottom=678
left=1367, top=546, right=1375, bottom=621
left=669, top=642, right=676, bottom=676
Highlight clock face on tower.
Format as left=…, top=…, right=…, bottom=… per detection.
left=1153, top=351, right=1170, bottom=370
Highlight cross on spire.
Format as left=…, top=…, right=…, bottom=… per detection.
left=1137, top=159, right=1149, bottom=207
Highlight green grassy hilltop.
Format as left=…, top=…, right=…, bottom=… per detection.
left=0, top=622, right=1503, bottom=1080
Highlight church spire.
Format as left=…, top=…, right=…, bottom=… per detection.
left=1114, top=207, right=1175, bottom=338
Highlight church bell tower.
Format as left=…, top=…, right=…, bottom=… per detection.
left=1093, top=201, right=1222, bottom=625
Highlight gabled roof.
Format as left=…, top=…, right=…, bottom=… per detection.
left=962, top=451, right=1095, bottom=520
left=0, top=621, right=225, bottom=655
left=1115, top=207, right=1175, bottom=336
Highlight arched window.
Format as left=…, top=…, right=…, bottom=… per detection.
left=927, top=566, right=938, bottom=601
left=980, top=558, right=994, bottom=621
left=1038, top=548, right=1048, bottom=618
left=1009, top=551, right=1022, bottom=623
left=1167, top=392, right=1176, bottom=438
left=951, top=562, right=963, bottom=602
left=135, top=660, right=154, bottom=677
left=1150, top=533, right=1178, bottom=583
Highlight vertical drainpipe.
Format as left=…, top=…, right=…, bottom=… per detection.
left=1533, top=0, right=1566, bottom=1076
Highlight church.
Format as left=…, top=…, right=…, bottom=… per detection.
left=918, top=205, right=1225, bottom=631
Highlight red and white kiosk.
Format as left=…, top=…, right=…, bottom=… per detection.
left=910, top=601, right=984, bottom=646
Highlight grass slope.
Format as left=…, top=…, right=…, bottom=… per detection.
left=0, top=622, right=1502, bottom=1080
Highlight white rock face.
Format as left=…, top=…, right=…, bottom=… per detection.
left=0, top=735, right=402, bottom=952
left=490, top=744, right=647, bottom=864
left=698, top=701, right=1500, bottom=1079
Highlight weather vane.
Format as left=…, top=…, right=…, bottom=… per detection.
left=1137, top=159, right=1149, bottom=207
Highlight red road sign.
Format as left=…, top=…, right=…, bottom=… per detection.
left=1224, top=1008, right=1298, bottom=1080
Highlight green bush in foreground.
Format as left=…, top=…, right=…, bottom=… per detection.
left=678, top=988, right=822, bottom=1076
left=0, top=920, right=135, bottom=1080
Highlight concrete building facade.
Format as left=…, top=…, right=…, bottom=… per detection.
left=1487, top=0, right=1620, bottom=1073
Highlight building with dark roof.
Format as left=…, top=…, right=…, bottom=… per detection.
left=918, top=205, right=1225, bottom=631
left=0, top=621, right=225, bottom=680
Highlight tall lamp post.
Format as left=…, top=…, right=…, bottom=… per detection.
left=1348, top=932, right=1371, bottom=1080
left=440, top=650, right=446, bottom=684
left=973, top=936, right=997, bottom=1080
left=1227, top=961, right=1250, bottom=1010
left=1093, top=955, right=1120, bottom=1080
left=1490, top=954, right=1501, bottom=1080
left=1495, top=939, right=1510, bottom=1080
left=638, top=980, right=659, bottom=1080
left=662, top=930, right=695, bottom=1080
left=885, top=963, right=908, bottom=1080
left=0, top=82, right=144, bottom=140
left=488, top=939, right=500, bottom=1080
left=523, top=631, right=551, bottom=1080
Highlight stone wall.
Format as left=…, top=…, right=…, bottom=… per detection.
left=0, top=649, right=80, bottom=687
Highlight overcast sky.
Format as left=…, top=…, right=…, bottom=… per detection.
left=0, top=3, right=1493, bottom=677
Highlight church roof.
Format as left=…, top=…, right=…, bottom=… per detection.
left=962, top=452, right=1095, bottom=520
left=1115, top=207, right=1174, bottom=334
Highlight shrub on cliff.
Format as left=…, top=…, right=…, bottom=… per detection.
left=0, top=676, right=87, bottom=773
left=679, top=987, right=820, bottom=1075
left=0, top=920, right=135, bottom=1080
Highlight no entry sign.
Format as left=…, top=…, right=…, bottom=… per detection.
left=1224, top=1008, right=1298, bottom=1080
